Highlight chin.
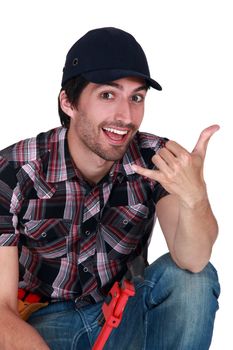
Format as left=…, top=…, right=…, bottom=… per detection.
left=95, top=145, right=128, bottom=162
left=100, top=154, right=124, bottom=162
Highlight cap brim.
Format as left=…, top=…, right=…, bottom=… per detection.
left=82, top=69, right=162, bottom=91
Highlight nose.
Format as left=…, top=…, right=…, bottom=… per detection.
left=114, top=97, right=132, bottom=124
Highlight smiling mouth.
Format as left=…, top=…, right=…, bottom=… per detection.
left=102, top=127, right=130, bottom=143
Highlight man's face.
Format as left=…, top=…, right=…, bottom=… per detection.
left=69, top=76, right=147, bottom=161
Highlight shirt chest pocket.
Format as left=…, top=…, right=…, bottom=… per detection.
left=22, top=219, right=71, bottom=259
left=101, top=203, right=150, bottom=258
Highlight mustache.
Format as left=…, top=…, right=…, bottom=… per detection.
left=100, top=121, right=137, bottom=130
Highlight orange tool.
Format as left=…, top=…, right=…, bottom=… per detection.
left=92, top=279, right=135, bottom=350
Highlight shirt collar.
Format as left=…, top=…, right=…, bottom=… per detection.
left=45, top=129, right=146, bottom=183
left=107, top=132, right=148, bottom=181
left=45, top=127, right=77, bottom=183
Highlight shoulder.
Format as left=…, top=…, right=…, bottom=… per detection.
left=135, top=131, right=168, bottom=151
left=0, top=127, right=66, bottom=190
left=123, top=131, right=168, bottom=174
left=131, top=131, right=168, bottom=165
left=0, top=127, right=65, bottom=165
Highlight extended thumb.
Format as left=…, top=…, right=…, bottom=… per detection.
left=192, top=124, right=220, bottom=158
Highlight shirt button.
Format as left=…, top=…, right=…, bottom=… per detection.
left=41, top=232, right=47, bottom=238
left=83, top=267, right=89, bottom=273
left=85, top=230, right=91, bottom=236
left=123, top=219, right=128, bottom=225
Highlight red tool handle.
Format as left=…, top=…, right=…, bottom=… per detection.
left=92, top=323, right=113, bottom=350
left=92, top=280, right=135, bottom=350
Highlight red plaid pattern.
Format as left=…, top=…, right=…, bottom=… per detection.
left=0, top=127, right=168, bottom=305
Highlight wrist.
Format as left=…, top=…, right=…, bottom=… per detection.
left=179, top=189, right=209, bottom=210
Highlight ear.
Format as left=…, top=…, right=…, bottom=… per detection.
left=59, top=90, right=75, bottom=118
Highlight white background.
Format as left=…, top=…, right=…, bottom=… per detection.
left=0, top=1, right=232, bottom=348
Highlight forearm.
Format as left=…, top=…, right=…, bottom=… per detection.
left=132, top=125, right=220, bottom=272
left=0, top=306, right=50, bottom=350
left=173, top=197, right=218, bottom=273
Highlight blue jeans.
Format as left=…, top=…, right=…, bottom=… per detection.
left=28, top=253, right=220, bottom=349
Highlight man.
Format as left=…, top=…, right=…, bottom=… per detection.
left=0, top=27, right=220, bottom=349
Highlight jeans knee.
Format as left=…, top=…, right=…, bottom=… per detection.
left=142, top=257, right=220, bottom=349
left=144, top=253, right=220, bottom=313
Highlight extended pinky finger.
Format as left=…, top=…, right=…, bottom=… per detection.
left=131, top=164, right=160, bottom=181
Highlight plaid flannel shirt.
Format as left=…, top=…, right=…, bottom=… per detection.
left=0, top=127, right=168, bottom=305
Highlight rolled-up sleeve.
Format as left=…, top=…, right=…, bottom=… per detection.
left=152, top=181, right=169, bottom=205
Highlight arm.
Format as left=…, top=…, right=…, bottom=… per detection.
left=156, top=193, right=217, bottom=272
left=0, top=246, right=50, bottom=350
left=132, top=125, right=219, bottom=272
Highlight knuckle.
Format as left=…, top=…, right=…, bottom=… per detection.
left=166, top=140, right=173, bottom=148
left=152, top=153, right=160, bottom=162
left=157, top=147, right=163, bottom=154
left=180, top=152, right=191, bottom=165
left=166, top=172, right=174, bottom=181
left=157, top=148, right=165, bottom=158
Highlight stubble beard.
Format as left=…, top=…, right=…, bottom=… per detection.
left=82, top=134, right=134, bottom=161
left=75, top=113, right=137, bottom=161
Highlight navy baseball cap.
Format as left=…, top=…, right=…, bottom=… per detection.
left=61, top=27, right=162, bottom=90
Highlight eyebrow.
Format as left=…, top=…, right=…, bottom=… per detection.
left=97, top=81, right=148, bottom=92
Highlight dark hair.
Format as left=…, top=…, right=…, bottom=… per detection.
left=58, top=75, right=89, bottom=128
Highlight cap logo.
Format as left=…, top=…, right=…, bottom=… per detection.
left=72, top=58, right=79, bottom=66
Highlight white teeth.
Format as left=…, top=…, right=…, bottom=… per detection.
left=103, top=127, right=128, bottom=135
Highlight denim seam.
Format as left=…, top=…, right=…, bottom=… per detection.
left=73, top=307, right=101, bottom=348
left=142, top=309, right=149, bottom=350
left=136, top=280, right=155, bottom=290
left=75, top=308, right=93, bottom=333
left=72, top=327, right=92, bottom=350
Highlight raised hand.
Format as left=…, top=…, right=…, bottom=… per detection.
left=132, top=125, right=220, bottom=207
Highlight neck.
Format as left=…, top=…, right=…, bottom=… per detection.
left=67, top=129, right=114, bottom=185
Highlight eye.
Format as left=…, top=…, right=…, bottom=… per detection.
left=101, top=92, right=114, bottom=100
left=131, top=94, right=144, bottom=103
